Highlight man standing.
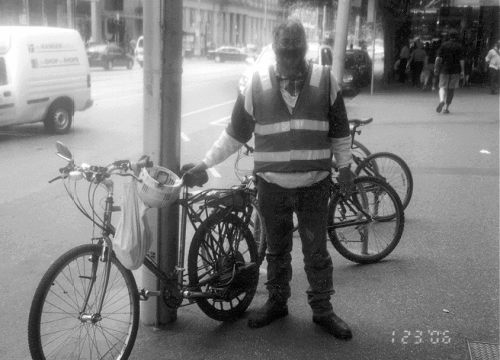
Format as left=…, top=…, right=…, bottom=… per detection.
left=485, top=40, right=500, bottom=95
left=434, top=30, right=465, bottom=114
left=184, top=19, right=354, bottom=339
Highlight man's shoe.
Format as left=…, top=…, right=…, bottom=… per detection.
left=436, top=101, right=445, bottom=113
left=248, top=299, right=288, bottom=328
left=313, top=313, right=353, bottom=340
left=443, top=109, right=450, bottom=114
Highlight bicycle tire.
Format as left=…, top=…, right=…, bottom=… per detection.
left=28, top=244, right=139, bottom=360
left=355, top=152, right=413, bottom=210
left=187, top=212, right=259, bottom=321
left=327, top=176, right=405, bottom=264
left=352, top=139, right=371, bottom=160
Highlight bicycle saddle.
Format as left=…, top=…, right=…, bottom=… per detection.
left=348, top=117, right=373, bottom=127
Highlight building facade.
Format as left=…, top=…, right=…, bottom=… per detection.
left=0, top=0, right=283, bottom=54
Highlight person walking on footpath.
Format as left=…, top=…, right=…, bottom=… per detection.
left=407, top=39, right=427, bottom=87
left=434, top=30, right=465, bottom=114
left=485, top=40, right=500, bottom=95
left=398, top=41, right=410, bottom=83
left=183, top=18, right=354, bottom=340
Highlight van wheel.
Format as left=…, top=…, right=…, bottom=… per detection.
left=215, top=55, right=222, bottom=63
left=127, top=60, right=134, bottom=69
left=44, top=103, right=73, bottom=134
left=105, top=60, right=113, bottom=70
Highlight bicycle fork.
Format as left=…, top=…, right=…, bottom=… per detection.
left=79, top=180, right=116, bottom=323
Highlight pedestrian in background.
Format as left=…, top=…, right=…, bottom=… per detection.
left=485, top=40, right=500, bottom=95
left=398, top=41, right=410, bottom=83
left=434, top=30, right=465, bottom=114
left=183, top=18, right=354, bottom=340
left=407, top=39, right=427, bottom=87
left=422, top=41, right=435, bottom=90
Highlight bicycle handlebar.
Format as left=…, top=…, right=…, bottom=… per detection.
left=49, top=155, right=153, bottom=184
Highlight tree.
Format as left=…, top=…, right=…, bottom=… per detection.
left=377, top=0, right=412, bottom=83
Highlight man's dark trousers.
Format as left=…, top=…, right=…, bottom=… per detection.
left=257, top=176, right=334, bottom=317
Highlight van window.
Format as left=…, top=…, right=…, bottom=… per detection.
left=0, top=57, right=7, bottom=85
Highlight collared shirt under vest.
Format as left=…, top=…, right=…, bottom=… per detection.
left=251, top=64, right=332, bottom=173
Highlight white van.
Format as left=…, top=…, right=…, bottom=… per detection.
left=0, top=26, right=92, bottom=134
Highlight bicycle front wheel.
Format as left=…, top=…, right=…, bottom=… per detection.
left=355, top=152, right=414, bottom=210
left=28, top=244, right=139, bottom=360
left=188, top=212, right=259, bottom=321
left=328, top=176, right=405, bottom=264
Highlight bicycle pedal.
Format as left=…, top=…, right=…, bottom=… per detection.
left=139, top=289, right=161, bottom=300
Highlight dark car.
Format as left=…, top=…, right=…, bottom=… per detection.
left=343, top=49, right=372, bottom=94
left=207, top=46, right=250, bottom=62
left=86, top=43, right=134, bottom=70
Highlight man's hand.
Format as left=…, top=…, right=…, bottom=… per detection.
left=337, top=166, right=355, bottom=196
left=181, top=161, right=209, bottom=187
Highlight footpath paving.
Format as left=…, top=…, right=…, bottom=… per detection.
left=129, top=83, right=499, bottom=360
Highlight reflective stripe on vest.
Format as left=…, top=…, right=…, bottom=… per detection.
left=254, top=149, right=331, bottom=162
left=255, top=119, right=329, bottom=135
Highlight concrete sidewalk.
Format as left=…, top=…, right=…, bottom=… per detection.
left=129, top=84, right=499, bottom=360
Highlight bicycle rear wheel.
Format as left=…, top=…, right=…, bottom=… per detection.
left=327, top=176, right=405, bottom=264
left=188, top=212, right=259, bottom=321
left=355, top=152, right=413, bottom=210
left=28, top=244, right=139, bottom=360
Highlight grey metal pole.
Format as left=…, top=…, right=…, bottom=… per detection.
left=140, top=0, right=183, bottom=326
left=67, top=0, right=73, bottom=28
left=332, top=0, right=351, bottom=83
left=157, top=0, right=183, bottom=325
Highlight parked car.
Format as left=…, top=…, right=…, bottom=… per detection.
left=207, top=46, right=250, bottom=62
left=239, top=44, right=372, bottom=96
left=86, top=43, right=134, bottom=70
left=134, top=36, right=143, bottom=67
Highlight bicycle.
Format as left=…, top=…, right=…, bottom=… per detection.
left=344, top=118, right=414, bottom=210
left=233, top=142, right=405, bottom=265
left=28, top=142, right=260, bottom=360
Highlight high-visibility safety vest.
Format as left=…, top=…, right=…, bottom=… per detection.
left=251, top=64, right=332, bottom=173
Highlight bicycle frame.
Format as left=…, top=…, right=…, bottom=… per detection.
left=138, top=183, right=255, bottom=304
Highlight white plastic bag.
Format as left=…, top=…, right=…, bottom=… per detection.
left=113, top=181, right=152, bottom=270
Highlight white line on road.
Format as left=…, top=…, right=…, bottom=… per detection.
left=210, top=116, right=230, bottom=126
left=208, top=168, right=221, bottom=178
left=181, top=132, right=190, bottom=142
left=181, top=100, right=234, bottom=118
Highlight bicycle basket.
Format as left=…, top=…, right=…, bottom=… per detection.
left=136, top=166, right=182, bottom=208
